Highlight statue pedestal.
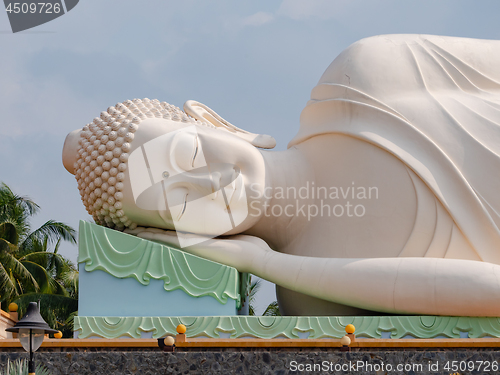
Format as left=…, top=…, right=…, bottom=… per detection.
left=79, top=268, right=240, bottom=317
left=74, top=315, right=500, bottom=339
left=77, top=221, right=250, bottom=337
left=75, top=221, right=500, bottom=340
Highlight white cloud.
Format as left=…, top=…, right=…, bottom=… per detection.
left=277, top=0, right=340, bottom=20
left=242, top=11, right=274, bottom=27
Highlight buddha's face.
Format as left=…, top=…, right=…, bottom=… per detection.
left=121, top=118, right=268, bottom=238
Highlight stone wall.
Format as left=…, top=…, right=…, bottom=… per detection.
left=1, top=348, right=500, bottom=375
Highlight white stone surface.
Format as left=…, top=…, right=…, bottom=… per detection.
left=63, top=35, right=500, bottom=317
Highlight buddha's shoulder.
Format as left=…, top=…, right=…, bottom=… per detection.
left=318, top=34, right=500, bottom=91
left=337, top=34, right=499, bottom=59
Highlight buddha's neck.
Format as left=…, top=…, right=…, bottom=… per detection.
left=243, top=147, right=315, bottom=250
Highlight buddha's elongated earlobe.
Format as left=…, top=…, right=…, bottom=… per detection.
left=183, top=100, right=276, bottom=149
left=62, top=129, right=82, bottom=174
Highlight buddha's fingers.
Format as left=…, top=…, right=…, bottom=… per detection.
left=186, top=238, right=257, bottom=273
left=136, top=230, right=181, bottom=248
left=133, top=230, right=253, bottom=272
left=124, top=227, right=145, bottom=235
left=124, top=226, right=170, bottom=236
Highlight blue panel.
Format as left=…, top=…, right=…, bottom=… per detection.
left=79, top=264, right=237, bottom=317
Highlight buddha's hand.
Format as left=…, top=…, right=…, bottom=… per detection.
left=124, top=227, right=271, bottom=273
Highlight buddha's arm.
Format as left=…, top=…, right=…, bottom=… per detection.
left=132, top=228, right=500, bottom=316
left=254, top=253, right=500, bottom=316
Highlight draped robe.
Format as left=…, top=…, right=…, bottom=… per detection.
left=289, top=35, right=500, bottom=264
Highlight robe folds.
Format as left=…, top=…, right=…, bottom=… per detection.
left=289, top=35, right=500, bottom=264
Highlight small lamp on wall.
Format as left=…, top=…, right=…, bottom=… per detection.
left=6, top=302, right=58, bottom=375
left=157, top=335, right=176, bottom=352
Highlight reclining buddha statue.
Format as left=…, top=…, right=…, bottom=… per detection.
left=63, top=34, right=500, bottom=317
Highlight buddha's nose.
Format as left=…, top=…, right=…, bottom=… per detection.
left=208, top=165, right=240, bottom=199
left=177, top=163, right=239, bottom=201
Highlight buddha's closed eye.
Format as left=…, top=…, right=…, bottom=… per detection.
left=171, top=132, right=202, bottom=172
left=178, top=192, right=188, bottom=221
left=192, top=136, right=199, bottom=168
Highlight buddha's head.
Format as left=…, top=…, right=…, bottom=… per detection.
left=62, top=99, right=275, bottom=238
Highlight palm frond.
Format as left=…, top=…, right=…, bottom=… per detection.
left=0, top=238, right=16, bottom=253
left=0, top=183, right=39, bottom=217
left=53, top=237, right=61, bottom=253
left=0, top=184, right=39, bottom=239
left=249, top=279, right=261, bottom=297
left=0, top=251, right=39, bottom=295
left=0, top=260, right=17, bottom=301
left=263, top=301, right=281, bottom=316
left=21, top=261, right=56, bottom=294
left=20, top=220, right=76, bottom=253
left=60, top=268, right=79, bottom=297
left=0, top=222, right=19, bottom=245
left=65, top=310, right=78, bottom=333
left=21, top=251, right=70, bottom=270
left=248, top=277, right=261, bottom=316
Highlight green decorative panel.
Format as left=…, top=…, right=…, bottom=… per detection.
left=74, top=315, right=500, bottom=339
left=79, top=221, right=249, bottom=308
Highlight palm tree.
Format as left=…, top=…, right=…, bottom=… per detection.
left=248, top=277, right=261, bottom=316
left=262, top=301, right=281, bottom=316
left=247, top=276, right=282, bottom=316
left=0, top=184, right=40, bottom=300
left=0, top=183, right=77, bottom=336
left=14, top=237, right=79, bottom=337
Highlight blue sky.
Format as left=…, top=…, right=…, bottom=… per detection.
left=1, top=0, right=499, bottom=314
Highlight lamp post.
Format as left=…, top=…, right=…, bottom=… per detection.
left=6, top=302, right=58, bottom=375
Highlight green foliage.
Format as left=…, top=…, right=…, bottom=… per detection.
left=15, top=294, right=78, bottom=337
left=248, top=275, right=281, bottom=316
left=248, top=277, right=261, bottom=316
left=263, top=301, right=281, bottom=316
left=0, top=359, right=51, bottom=375
left=0, top=183, right=78, bottom=337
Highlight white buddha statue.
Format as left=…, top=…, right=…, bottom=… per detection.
left=63, top=34, right=500, bottom=317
